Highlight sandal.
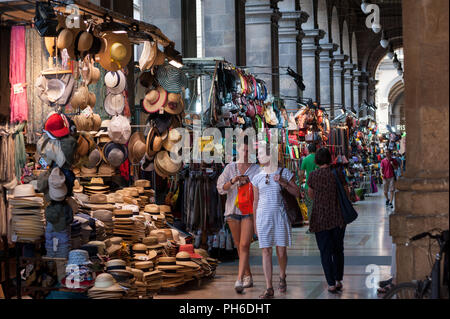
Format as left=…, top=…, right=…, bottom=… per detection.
left=336, top=282, right=343, bottom=291
left=279, top=277, right=287, bottom=293
left=259, top=288, right=274, bottom=299
left=328, top=286, right=339, bottom=294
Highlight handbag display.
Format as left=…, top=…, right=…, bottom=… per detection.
left=280, top=168, right=302, bottom=225
left=332, top=169, right=358, bottom=224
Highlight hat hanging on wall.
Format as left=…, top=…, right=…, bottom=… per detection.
left=97, top=31, right=132, bottom=72
left=142, top=86, right=167, bottom=114
left=163, top=93, right=184, bottom=115
left=108, top=115, right=131, bottom=145
left=104, top=93, right=125, bottom=116
left=155, top=63, right=187, bottom=94
left=105, top=71, right=126, bottom=94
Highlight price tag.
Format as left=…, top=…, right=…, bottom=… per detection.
left=81, top=106, right=93, bottom=117
left=13, top=83, right=24, bottom=94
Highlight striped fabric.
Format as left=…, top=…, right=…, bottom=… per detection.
left=155, top=63, right=187, bottom=93
left=251, top=168, right=294, bottom=249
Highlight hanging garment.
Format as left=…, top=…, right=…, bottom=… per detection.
left=13, top=122, right=26, bottom=180
left=0, top=26, right=11, bottom=124
left=9, top=26, right=28, bottom=124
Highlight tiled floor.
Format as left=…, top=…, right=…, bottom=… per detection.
left=156, top=191, right=393, bottom=299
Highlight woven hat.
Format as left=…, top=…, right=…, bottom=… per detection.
left=88, top=92, right=96, bottom=108
left=77, top=31, right=94, bottom=52
left=155, top=151, right=182, bottom=177
left=162, top=128, right=182, bottom=152
left=88, top=273, right=125, bottom=293
left=87, top=147, right=102, bottom=168
left=73, top=180, right=83, bottom=193
left=104, top=93, right=125, bottom=116
left=134, top=179, right=151, bottom=188
left=106, top=259, right=132, bottom=275
left=143, top=236, right=163, bottom=249
left=56, top=28, right=73, bottom=50
left=108, top=115, right=131, bottom=144
left=105, top=71, right=126, bottom=95
left=156, top=63, right=187, bottom=94
left=70, top=86, right=89, bottom=110
left=143, top=86, right=167, bottom=114
left=13, top=184, right=36, bottom=198
left=104, top=142, right=128, bottom=168
left=97, top=31, right=132, bottom=72
left=89, top=194, right=108, bottom=204
left=144, top=204, right=159, bottom=213
left=48, top=167, right=68, bottom=201
left=128, top=132, right=146, bottom=164
left=163, top=93, right=184, bottom=115
left=87, top=241, right=106, bottom=255
left=157, top=257, right=182, bottom=270
left=47, top=79, right=66, bottom=103
left=176, top=251, right=200, bottom=268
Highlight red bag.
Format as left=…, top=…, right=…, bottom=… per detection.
left=237, top=183, right=254, bottom=215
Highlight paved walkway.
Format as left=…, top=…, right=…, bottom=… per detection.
left=156, top=190, right=393, bottom=299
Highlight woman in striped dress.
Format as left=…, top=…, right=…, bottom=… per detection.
left=251, top=142, right=300, bottom=299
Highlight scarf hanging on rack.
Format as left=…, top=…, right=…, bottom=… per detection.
left=10, top=26, right=28, bottom=124
left=13, top=122, right=26, bottom=180
left=0, top=26, right=11, bottom=124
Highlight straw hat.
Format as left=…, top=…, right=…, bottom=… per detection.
left=67, top=249, right=91, bottom=266
left=159, top=205, right=171, bottom=214
left=155, top=151, right=182, bottom=177
left=156, top=257, right=182, bottom=270
left=73, top=180, right=83, bottom=193
left=56, top=28, right=74, bottom=50
left=105, top=71, right=126, bottom=95
left=163, top=93, right=184, bottom=115
left=97, top=31, right=132, bottom=72
left=162, top=128, right=182, bottom=152
left=176, top=251, right=200, bottom=269
left=92, top=114, right=102, bottom=131
left=128, top=132, right=146, bottom=164
left=87, top=241, right=106, bottom=255
left=13, top=184, right=36, bottom=198
left=71, top=86, right=89, bottom=109
left=143, top=86, right=167, bottom=114
left=106, top=259, right=132, bottom=276
left=88, top=273, right=125, bottom=295
left=103, top=142, right=128, bottom=168
left=88, top=92, right=96, bottom=108
left=98, top=163, right=116, bottom=175
left=143, top=236, right=163, bottom=249
left=77, top=31, right=94, bottom=52
left=80, top=166, right=97, bottom=177
left=135, top=179, right=150, bottom=188
left=89, top=194, right=108, bottom=204
left=104, top=93, right=125, bottom=116
left=144, top=204, right=159, bottom=214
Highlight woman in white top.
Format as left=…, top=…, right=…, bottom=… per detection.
left=217, top=139, right=260, bottom=294
left=251, top=141, right=300, bottom=299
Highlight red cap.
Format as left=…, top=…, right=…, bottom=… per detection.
left=44, top=113, right=70, bottom=138
left=179, top=244, right=203, bottom=259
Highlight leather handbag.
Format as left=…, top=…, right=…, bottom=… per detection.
left=280, top=168, right=302, bottom=225
left=237, top=182, right=254, bottom=215
left=332, top=169, right=358, bottom=224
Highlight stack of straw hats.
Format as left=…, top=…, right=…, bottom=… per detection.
left=112, top=210, right=135, bottom=243
left=88, top=273, right=126, bottom=299
left=175, top=251, right=202, bottom=283
left=156, top=257, right=184, bottom=288
left=10, top=184, right=45, bottom=242
left=135, top=261, right=162, bottom=293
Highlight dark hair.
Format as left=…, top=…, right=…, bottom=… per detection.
left=315, top=148, right=332, bottom=166
left=308, top=143, right=317, bottom=154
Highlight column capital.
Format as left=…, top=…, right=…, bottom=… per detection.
left=246, top=0, right=282, bottom=25
left=303, top=29, right=326, bottom=41
left=279, top=10, right=308, bottom=42
left=332, top=53, right=348, bottom=63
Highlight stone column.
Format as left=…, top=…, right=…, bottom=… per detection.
left=278, top=10, right=308, bottom=111
left=332, top=53, right=347, bottom=113
left=319, top=43, right=338, bottom=116
left=245, top=0, right=282, bottom=95
left=390, top=0, right=449, bottom=287
left=359, top=77, right=369, bottom=118
left=353, top=69, right=361, bottom=115
left=301, top=29, right=325, bottom=102
left=343, top=60, right=354, bottom=110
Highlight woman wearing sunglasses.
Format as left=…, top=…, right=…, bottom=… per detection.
left=251, top=141, right=300, bottom=299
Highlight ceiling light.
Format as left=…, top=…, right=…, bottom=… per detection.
left=169, top=59, right=184, bottom=69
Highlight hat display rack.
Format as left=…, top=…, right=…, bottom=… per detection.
left=1, top=0, right=224, bottom=300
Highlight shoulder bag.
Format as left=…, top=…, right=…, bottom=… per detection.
left=280, top=168, right=302, bottom=225
left=332, top=168, right=358, bottom=224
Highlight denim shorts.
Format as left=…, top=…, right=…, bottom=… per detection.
left=226, top=214, right=253, bottom=222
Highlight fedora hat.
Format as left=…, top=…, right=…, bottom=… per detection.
left=159, top=205, right=171, bottom=214
left=97, top=31, right=132, bottom=72
left=108, top=115, right=131, bottom=144
left=105, top=71, right=126, bottom=95
left=155, top=63, right=187, bottom=94
left=157, top=257, right=182, bottom=270
left=176, top=251, right=200, bottom=269
left=143, top=236, right=163, bottom=249
left=56, top=28, right=73, bottom=50
left=143, top=86, right=167, bottom=114
left=162, top=128, right=182, bottom=152
left=89, top=194, right=108, bottom=204
left=96, top=120, right=111, bottom=138
left=135, top=179, right=151, bottom=188
left=106, top=259, right=132, bottom=275
left=87, top=241, right=106, bottom=255
left=13, top=184, right=36, bottom=198
left=48, top=167, right=67, bottom=201
left=103, top=142, right=128, bottom=168
left=104, top=93, right=125, bottom=116
left=92, top=114, right=102, bottom=131
left=128, top=132, right=146, bottom=164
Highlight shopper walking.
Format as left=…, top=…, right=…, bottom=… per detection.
left=251, top=142, right=300, bottom=299
left=217, top=138, right=260, bottom=294
left=307, top=148, right=347, bottom=294
left=381, top=150, right=398, bottom=208
left=300, top=143, right=318, bottom=232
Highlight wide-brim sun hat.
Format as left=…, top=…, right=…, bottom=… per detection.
left=163, top=93, right=184, bottom=115
left=155, top=151, right=182, bottom=176
left=155, top=63, right=187, bottom=94
left=13, top=184, right=37, bottom=198
left=162, top=128, right=182, bottom=153
left=97, top=31, right=132, bottom=72
left=103, top=142, right=128, bottom=168
left=128, top=131, right=146, bottom=164
left=143, top=86, right=167, bottom=114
